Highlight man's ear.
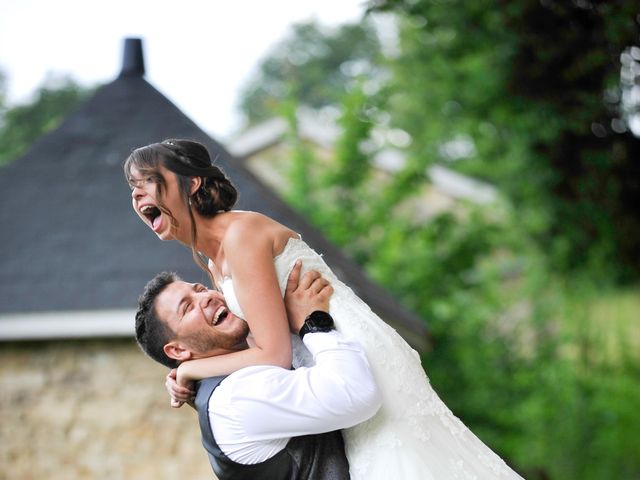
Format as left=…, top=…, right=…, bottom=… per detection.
left=163, top=341, right=193, bottom=362
left=189, top=176, right=202, bottom=196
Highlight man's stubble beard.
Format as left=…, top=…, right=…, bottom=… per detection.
left=182, top=322, right=250, bottom=356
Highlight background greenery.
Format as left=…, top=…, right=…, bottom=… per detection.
left=237, top=2, right=640, bottom=478
left=1, top=2, right=638, bottom=478
left=0, top=73, right=91, bottom=167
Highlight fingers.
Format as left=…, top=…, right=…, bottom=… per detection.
left=286, top=261, right=302, bottom=293
left=315, top=284, right=333, bottom=305
left=287, top=263, right=327, bottom=293
left=298, top=270, right=332, bottom=297
left=171, top=384, right=195, bottom=398
left=317, top=278, right=331, bottom=293
left=166, top=368, right=194, bottom=408
left=299, top=269, right=322, bottom=290
left=318, top=283, right=333, bottom=298
left=307, top=274, right=330, bottom=294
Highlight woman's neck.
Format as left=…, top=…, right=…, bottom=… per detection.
left=190, top=211, right=230, bottom=258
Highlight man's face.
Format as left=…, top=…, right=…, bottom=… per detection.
left=155, top=281, right=249, bottom=360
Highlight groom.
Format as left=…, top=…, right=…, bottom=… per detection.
left=134, top=262, right=381, bottom=479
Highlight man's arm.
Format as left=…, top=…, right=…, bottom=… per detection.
left=210, top=330, right=381, bottom=463
left=208, top=264, right=382, bottom=464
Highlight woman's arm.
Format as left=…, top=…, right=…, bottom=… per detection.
left=176, top=219, right=293, bottom=386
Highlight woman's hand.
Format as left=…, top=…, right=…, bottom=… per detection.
left=166, top=368, right=195, bottom=408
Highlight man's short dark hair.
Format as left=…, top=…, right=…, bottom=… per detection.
left=135, top=272, right=181, bottom=368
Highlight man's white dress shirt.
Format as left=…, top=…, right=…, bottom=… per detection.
left=207, top=331, right=381, bottom=465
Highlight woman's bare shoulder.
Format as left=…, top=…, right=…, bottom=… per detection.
left=230, top=211, right=294, bottom=234
left=225, top=211, right=273, bottom=237
left=223, top=211, right=297, bottom=254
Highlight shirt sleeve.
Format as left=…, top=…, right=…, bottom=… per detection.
left=209, top=330, right=382, bottom=463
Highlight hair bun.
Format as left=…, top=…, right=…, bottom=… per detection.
left=159, top=139, right=238, bottom=215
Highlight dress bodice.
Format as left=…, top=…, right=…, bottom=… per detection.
left=220, top=237, right=316, bottom=368
left=220, top=237, right=303, bottom=320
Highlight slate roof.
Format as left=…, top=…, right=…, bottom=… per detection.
left=0, top=39, right=428, bottom=350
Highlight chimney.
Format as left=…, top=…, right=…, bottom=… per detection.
left=119, top=38, right=145, bottom=77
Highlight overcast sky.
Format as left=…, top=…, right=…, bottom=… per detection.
left=0, top=0, right=367, bottom=139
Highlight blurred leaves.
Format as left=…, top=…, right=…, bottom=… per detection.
left=374, top=0, right=640, bottom=281
left=239, top=5, right=640, bottom=478
left=0, top=75, right=90, bottom=167
left=237, top=19, right=384, bottom=125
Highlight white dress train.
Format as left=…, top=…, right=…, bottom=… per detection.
left=221, top=237, right=524, bottom=480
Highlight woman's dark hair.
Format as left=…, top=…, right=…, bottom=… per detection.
left=124, top=139, right=238, bottom=283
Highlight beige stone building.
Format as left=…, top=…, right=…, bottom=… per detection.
left=1, top=340, right=212, bottom=480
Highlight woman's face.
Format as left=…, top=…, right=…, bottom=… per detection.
left=129, top=164, right=192, bottom=242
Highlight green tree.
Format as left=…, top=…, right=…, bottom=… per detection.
left=372, top=0, right=640, bottom=280
left=0, top=74, right=90, bottom=166
left=312, top=81, right=378, bottom=252
left=238, top=19, right=384, bottom=124
left=280, top=97, right=317, bottom=215
left=0, top=70, right=7, bottom=112
left=241, top=7, right=640, bottom=478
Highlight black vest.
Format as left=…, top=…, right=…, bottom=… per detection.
left=195, top=376, right=351, bottom=480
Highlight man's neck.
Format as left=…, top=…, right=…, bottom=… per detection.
left=192, top=341, right=249, bottom=360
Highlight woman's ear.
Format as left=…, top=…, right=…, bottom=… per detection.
left=189, top=176, right=202, bottom=196
left=164, top=342, right=193, bottom=362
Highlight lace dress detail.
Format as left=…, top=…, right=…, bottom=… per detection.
left=221, top=238, right=524, bottom=480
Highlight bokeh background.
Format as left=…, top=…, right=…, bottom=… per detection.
left=1, top=1, right=639, bottom=479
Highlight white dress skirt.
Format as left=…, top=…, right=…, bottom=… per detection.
left=221, top=237, right=525, bottom=480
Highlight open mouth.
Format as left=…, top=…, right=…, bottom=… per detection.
left=140, top=205, right=162, bottom=230
left=213, top=306, right=229, bottom=325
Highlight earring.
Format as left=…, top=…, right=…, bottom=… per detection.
left=188, top=197, right=193, bottom=206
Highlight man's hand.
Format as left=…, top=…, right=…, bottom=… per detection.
left=284, top=261, right=333, bottom=333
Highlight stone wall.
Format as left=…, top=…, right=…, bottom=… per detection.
left=0, top=339, right=214, bottom=480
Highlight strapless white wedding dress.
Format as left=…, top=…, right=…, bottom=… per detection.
left=221, top=237, right=524, bottom=480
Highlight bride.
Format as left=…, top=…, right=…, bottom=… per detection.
left=125, top=138, right=525, bottom=479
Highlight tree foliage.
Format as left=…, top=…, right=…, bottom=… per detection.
left=0, top=75, right=90, bottom=166
left=238, top=19, right=384, bottom=124
left=373, top=0, right=640, bottom=280
left=239, top=5, right=640, bottom=478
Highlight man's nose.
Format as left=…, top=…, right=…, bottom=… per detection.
left=198, top=291, right=212, bottom=309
